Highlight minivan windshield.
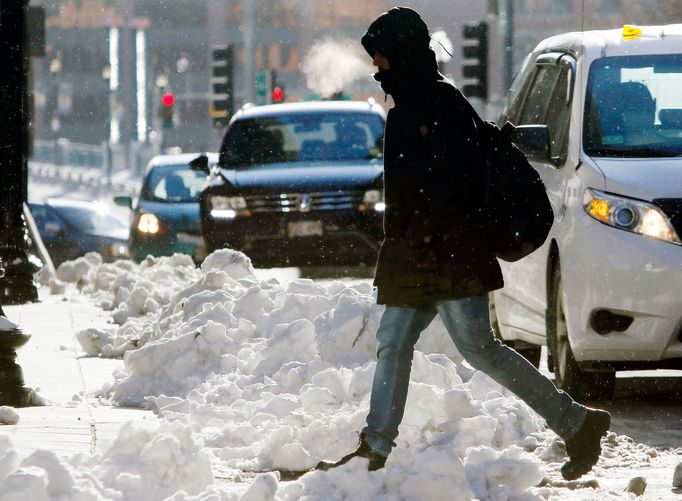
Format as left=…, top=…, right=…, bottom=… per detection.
left=584, top=54, right=682, bottom=157
left=219, top=111, right=384, bottom=168
left=142, top=164, right=208, bottom=203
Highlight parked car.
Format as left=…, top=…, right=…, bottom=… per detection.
left=490, top=25, right=682, bottom=400
left=196, top=100, right=386, bottom=268
left=114, top=153, right=217, bottom=263
left=29, top=199, right=129, bottom=266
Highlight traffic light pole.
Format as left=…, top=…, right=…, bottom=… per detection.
left=0, top=0, right=40, bottom=304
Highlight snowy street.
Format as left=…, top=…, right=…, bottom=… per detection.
left=8, top=0, right=682, bottom=498
left=0, top=171, right=677, bottom=499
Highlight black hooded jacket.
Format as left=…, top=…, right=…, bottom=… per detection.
left=362, top=7, right=503, bottom=307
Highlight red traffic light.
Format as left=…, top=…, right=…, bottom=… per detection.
left=272, top=86, right=284, bottom=103
left=162, top=93, right=175, bottom=107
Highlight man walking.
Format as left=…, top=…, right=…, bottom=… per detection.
left=318, top=7, right=610, bottom=481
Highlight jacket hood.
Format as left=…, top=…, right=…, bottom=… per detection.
left=361, top=7, right=430, bottom=62
left=361, top=7, right=440, bottom=101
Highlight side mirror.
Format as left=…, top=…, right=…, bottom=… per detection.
left=189, top=154, right=210, bottom=174
left=512, top=125, right=551, bottom=162
left=114, top=194, right=133, bottom=209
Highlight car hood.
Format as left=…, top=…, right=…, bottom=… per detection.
left=219, top=161, right=384, bottom=193
left=138, top=200, right=200, bottom=233
left=89, top=227, right=130, bottom=242
left=592, top=157, right=682, bottom=200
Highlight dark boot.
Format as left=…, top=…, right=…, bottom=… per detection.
left=561, top=407, right=611, bottom=480
left=316, top=433, right=387, bottom=472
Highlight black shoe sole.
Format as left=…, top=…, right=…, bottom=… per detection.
left=561, top=411, right=611, bottom=480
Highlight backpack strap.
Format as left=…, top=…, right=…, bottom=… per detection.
left=453, top=90, right=494, bottom=205
left=455, top=89, right=486, bottom=131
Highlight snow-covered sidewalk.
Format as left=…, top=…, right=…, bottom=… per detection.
left=0, top=250, right=680, bottom=500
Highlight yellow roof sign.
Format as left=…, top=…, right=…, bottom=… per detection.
left=623, top=25, right=642, bottom=41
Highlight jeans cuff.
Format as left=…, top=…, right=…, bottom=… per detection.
left=559, top=403, right=589, bottom=440
left=361, top=429, right=393, bottom=457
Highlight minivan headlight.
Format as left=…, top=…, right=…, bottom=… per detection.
left=583, top=188, right=681, bottom=245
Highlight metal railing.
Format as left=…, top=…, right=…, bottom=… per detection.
left=30, top=139, right=157, bottom=186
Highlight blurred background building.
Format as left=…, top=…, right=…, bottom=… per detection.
left=28, top=0, right=680, bottom=171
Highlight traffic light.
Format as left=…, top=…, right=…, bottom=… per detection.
left=272, top=85, right=284, bottom=103
left=461, top=22, right=488, bottom=100
left=270, top=70, right=285, bottom=103
left=210, top=44, right=234, bottom=128
left=161, top=92, right=175, bottom=129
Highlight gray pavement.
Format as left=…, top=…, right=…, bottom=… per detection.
left=0, top=292, right=154, bottom=455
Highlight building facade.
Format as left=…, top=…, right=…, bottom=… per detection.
left=31, top=0, right=676, bottom=155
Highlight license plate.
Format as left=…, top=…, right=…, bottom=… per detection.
left=287, top=220, right=323, bottom=238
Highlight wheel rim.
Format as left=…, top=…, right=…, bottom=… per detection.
left=555, top=281, right=569, bottom=384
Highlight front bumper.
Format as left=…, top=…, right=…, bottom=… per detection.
left=202, top=209, right=383, bottom=267
left=561, top=211, right=682, bottom=365
left=130, top=232, right=204, bottom=263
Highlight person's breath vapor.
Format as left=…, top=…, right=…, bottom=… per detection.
left=302, top=38, right=374, bottom=98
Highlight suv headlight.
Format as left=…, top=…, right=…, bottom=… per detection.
left=584, top=188, right=681, bottom=245
left=211, top=196, right=247, bottom=210
left=210, top=195, right=247, bottom=219
left=362, top=189, right=385, bottom=212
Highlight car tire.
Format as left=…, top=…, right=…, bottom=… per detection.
left=547, top=266, right=616, bottom=402
left=489, top=292, right=542, bottom=369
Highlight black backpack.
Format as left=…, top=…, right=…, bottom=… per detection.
left=469, top=111, right=554, bottom=262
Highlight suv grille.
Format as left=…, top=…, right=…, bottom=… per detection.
left=652, top=198, right=682, bottom=238
left=246, top=191, right=364, bottom=213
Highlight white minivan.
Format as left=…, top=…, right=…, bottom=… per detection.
left=491, top=25, right=682, bottom=400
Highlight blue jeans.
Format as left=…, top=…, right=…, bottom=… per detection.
left=362, top=296, right=587, bottom=457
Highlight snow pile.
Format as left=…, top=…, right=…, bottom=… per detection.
left=54, top=249, right=560, bottom=498
left=0, top=421, right=218, bottom=500
left=0, top=407, right=19, bottom=425
left=58, top=252, right=204, bottom=357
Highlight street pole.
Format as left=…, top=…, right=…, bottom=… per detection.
left=0, top=0, right=38, bottom=407
left=242, top=0, right=256, bottom=104
left=0, top=0, right=40, bottom=304
left=115, top=0, right=135, bottom=171
left=500, top=0, right=515, bottom=93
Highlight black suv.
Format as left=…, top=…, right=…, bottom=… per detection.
left=197, top=100, right=386, bottom=267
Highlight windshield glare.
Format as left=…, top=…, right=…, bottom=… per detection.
left=584, top=54, right=682, bottom=157
left=219, top=112, right=384, bottom=168
left=56, top=206, right=126, bottom=232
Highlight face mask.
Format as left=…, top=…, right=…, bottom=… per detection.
left=374, top=69, right=397, bottom=95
